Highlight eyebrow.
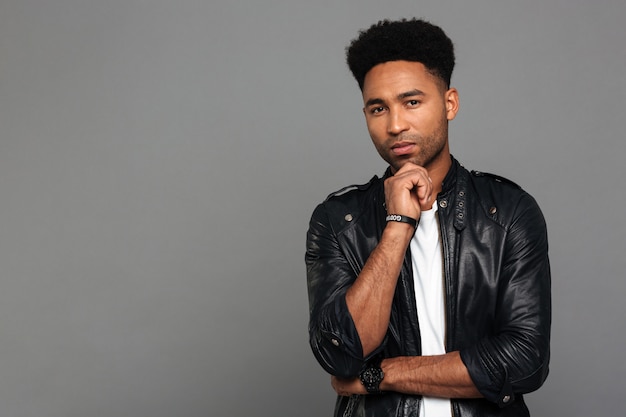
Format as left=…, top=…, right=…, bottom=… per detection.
left=398, top=89, right=425, bottom=99
left=364, top=89, right=426, bottom=107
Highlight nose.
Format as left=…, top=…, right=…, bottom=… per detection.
left=387, top=108, right=409, bottom=136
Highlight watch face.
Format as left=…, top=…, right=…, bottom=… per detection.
left=362, top=368, right=379, bottom=383
left=361, top=367, right=383, bottom=384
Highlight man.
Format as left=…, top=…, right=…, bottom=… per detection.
left=305, top=19, right=550, bottom=417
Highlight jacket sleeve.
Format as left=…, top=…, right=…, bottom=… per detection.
left=460, top=193, right=551, bottom=407
left=305, top=202, right=381, bottom=378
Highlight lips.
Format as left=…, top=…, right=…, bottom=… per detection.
left=391, top=142, right=416, bottom=156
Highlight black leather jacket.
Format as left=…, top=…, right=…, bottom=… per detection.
left=306, top=158, right=551, bottom=417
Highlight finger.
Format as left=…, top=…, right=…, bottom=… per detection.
left=414, top=174, right=433, bottom=206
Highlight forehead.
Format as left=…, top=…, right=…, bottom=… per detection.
left=362, top=61, right=442, bottom=101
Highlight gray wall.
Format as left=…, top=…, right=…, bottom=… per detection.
left=1, top=1, right=624, bottom=416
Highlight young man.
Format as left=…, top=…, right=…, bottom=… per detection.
left=306, top=19, right=551, bottom=417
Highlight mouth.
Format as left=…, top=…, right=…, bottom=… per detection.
left=390, top=142, right=416, bottom=156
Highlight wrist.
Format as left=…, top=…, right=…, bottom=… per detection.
left=385, top=214, right=418, bottom=229
left=378, top=357, right=398, bottom=393
left=383, top=217, right=416, bottom=241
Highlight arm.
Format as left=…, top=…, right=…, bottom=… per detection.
left=307, top=164, right=432, bottom=376
left=382, top=352, right=481, bottom=398
left=347, top=163, right=433, bottom=356
left=306, top=212, right=413, bottom=377
left=332, top=351, right=482, bottom=398
left=344, top=221, right=415, bottom=356
left=459, top=192, right=551, bottom=404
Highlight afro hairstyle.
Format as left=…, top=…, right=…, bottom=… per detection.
left=346, top=18, right=455, bottom=90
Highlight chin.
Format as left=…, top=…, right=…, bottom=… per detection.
left=398, top=156, right=425, bottom=167
left=387, top=158, right=413, bottom=173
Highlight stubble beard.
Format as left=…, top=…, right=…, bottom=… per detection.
left=383, top=120, right=449, bottom=173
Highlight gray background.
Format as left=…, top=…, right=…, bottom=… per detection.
left=1, top=0, right=624, bottom=416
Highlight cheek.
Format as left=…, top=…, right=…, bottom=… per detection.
left=365, top=118, right=385, bottom=138
left=367, top=129, right=386, bottom=151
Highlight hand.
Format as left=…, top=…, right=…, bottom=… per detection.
left=384, top=162, right=433, bottom=220
left=331, top=376, right=367, bottom=396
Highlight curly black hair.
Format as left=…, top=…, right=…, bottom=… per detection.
left=346, top=18, right=455, bottom=90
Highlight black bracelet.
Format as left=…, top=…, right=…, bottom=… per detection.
left=385, top=214, right=418, bottom=229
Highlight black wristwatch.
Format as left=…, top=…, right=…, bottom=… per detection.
left=359, top=362, right=384, bottom=394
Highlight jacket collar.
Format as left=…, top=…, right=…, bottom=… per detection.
left=444, top=157, right=468, bottom=231
left=441, top=155, right=460, bottom=193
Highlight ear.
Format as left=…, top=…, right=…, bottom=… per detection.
left=445, top=88, right=459, bottom=121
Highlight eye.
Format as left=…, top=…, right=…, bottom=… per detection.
left=406, top=99, right=420, bottom=107
left=370, top=106, right=385, bottom=115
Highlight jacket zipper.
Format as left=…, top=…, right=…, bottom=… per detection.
left=438, top=200, right=459, bottom=417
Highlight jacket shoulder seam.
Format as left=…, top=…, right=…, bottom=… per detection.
left=470, top=170, right=521, bottom=189
left=324, top=175, right=380, bottom=202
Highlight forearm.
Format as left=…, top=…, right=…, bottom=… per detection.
left=331, top=351, right=482, bottom=398
left=381, top=352, right=482, bottom=398
left=345, top=222, right=413, bottom=356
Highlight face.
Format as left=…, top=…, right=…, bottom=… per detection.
left=361, top=61, right=459, bottom=173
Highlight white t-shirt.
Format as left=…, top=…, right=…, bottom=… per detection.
left=410, top=202, right=452, bottom=417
